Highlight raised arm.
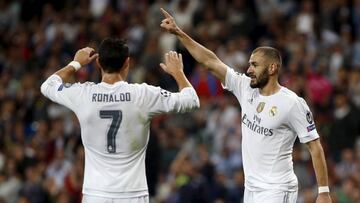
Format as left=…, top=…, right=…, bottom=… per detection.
left=305, top=139, right=332, bottom=203
left=160, top=8, right=227, bottom=83
left=40, top=47, right=98, bottom=110
left=54, top=47, right=98, bottom=82
left=160, top=51, right=192, bottom=91
left=142, top=51, right=199, bottom=116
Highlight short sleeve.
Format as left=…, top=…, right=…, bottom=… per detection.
left=288, top=98, right=319, bottom=143
left=40, top=74, right=83, bottom=112
left=222, top=66, right=250, bottom=101
left=136, top=84, right=199, bottom=117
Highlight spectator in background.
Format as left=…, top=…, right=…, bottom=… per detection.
left=190, top=64, right=223, bottom=98
left=0, top=160, right=21, bottom=203
left=227, top=169, right=245, bottom=203
left=349, top=69, right=360, bottom=108
left=45, top=147, right=72, bottom=195
left=19, top=162, right=48, bottom=203
left=328, top=91, right=360, bottom=160
left=335, top=149, right=357, bottom=181
left=305, top=59, right=333, bottom=112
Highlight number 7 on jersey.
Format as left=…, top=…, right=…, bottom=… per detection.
left=99, top=110, right=122, bottom=153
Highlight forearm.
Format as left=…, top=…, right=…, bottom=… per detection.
left=54, top=52, right=90, bottom=83
left=177, top=30, right=218, bottom=68
left=172, top=71, right=192, bottom=91
left=54, top=65, right=77, bottom=83
left=161, top=8, right=226, bottom=81
left=171, top=72, right=200, bottom=113
left=309, top=142, right=329, bottom=187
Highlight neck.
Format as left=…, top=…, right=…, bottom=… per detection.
left=101, top=72, right=125, bottom=84
left=259, top=79, right=281, bottom=96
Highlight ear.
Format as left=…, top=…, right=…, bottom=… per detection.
left=123, top=57, right=130, bottom=69
left=96, top=58, right=104, bottom=74
left=269, top=63, right=277, bottom=75
left=96, top=57, right=101, bottom=68
left=120, top=57, right=130, bottom=74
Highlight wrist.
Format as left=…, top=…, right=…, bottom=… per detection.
left=318, top=186, right=330, bottom=194
left=172, top=70, right=185, bottom=78
left=68, top=61, right=82, bottom=71
left=177, top=28, right=186, bottom=37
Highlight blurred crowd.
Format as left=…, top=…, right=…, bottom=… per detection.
left=0, top=0, right=359, bottom=202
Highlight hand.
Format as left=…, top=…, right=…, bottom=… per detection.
left=160, top=8, right=181, bottom=35
left=73, top=47, right=99, bottom=67
left=316, top=193, right=332, bottom=203
left=160, top=51, right=184, bottom=76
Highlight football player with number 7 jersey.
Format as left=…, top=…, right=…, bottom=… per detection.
left=41, top=38, right=199, bottom=203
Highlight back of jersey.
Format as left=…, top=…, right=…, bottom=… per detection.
left=78, top=81, right=150, bottom=197
left=41, top=74, right=199, bottom=198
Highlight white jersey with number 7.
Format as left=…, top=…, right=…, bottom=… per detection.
left=41, top=74, right=199, bottom=198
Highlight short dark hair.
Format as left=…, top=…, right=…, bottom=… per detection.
left=253, top=46, right=282, bottom=68
left=98, top=38, right=129, bottom=73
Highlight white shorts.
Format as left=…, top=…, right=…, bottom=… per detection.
left=82, top=195, right=149, bottom=203
left=244, top=188, right=298, bottom=203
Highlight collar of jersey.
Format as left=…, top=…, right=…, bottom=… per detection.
left=258, top=86, right=284, bottom=98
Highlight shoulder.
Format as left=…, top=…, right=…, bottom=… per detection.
left=225, top=66, right=251, bottom=89
left=226, top=66, right=249, bottom=79
left=58, top=81, right=102, bottom=93
left=280, top=87, right=310, bottom=112
left=134, top=82, right=163, bottom=91
left=279, top=87, right=302, bottom=103
left=70, top=81, right=96, bottom=88
left=126, top=83, right=162, bottom=99
left=64, top=81, right=96, bottom=92
left=82, top=81, right=96, bottom=86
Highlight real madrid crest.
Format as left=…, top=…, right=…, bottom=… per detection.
left=256, top=102, right=265, bottom=113
left=269, top=106, right=277, bottom=117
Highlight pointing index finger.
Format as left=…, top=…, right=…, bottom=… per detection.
left=161, top=8, right=172, bottom=18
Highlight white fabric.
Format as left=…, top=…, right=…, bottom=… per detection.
left=223, top=67, right=319, bottom=192
left=41, top=74, right=199, bottom=198
left=318, top=186, right=330, bottom=193
left=244, top=187, right=298, bottom=203
left=68, top=61, right=81, bottom=71
left=82, top=194, right=149, bottom=203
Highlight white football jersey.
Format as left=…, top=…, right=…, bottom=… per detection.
left=41, top=74, right=199, bottom=198
left=223, top=67, right=319, bottom=192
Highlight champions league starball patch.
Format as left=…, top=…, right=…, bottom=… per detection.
left=306, top=111, right=315, bottom=131
left=160, top=89, right=171, bottom=97
left=306, top=111, right=313, bottom=124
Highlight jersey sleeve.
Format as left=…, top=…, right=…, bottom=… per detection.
left=288, top=97, right=319, bottom=143
left=137, top=84, right=200, bottom=117
left=40, top=74, right=83, bottom=112
left=222, top=66, right=249, bottom=100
